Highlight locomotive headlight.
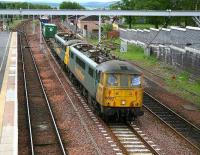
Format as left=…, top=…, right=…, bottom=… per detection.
left=131, top=76, right=141, bottom=86
left=121, top=100, right=126, bottom=105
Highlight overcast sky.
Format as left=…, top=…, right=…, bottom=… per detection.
left=0, top=0, right=117, bottom=3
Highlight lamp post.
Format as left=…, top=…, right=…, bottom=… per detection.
left=40, top=15, right=42, bottom=50
left=28, top=2, right=30, bottom=19
left=98, top=15, right=101, bottom=43
left=32, top=15, right=35, bottom=34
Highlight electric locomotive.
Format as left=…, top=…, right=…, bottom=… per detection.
left=52, top=32, right=144, bottom=121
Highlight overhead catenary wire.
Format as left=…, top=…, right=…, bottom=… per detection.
left=146, top=17, right=171, bottom=48
left=2, top=42, right=200, bottom=49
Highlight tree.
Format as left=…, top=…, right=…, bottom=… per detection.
left=129, top=0, right=164, bottom=28
left=59, top=2, right=84, bottom=10
left=110, top=0, right=199, bottom=28
left=102, top=23, right=113, bottom=33
left=0, top=2, right=51, bottom=9
left=59, top=1, right=85, bottom=21
left=110, top=0, right=136, bottom=29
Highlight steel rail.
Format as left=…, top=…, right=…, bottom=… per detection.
left=143, top=91, right=200, bottom=152
left=44, top=36, right=160, bottom=155
left=24, top=33, right=67, bottom=155
left=45, top=38, right=160, bottom=155
left=18, top=31, right=35, bottom=155
left=46, top=21, right=200, bottom=153
left=108, top=123, right=160, bottom=155
left=45, top=40, right=159, bottom=155
left=0, top=9, right=200, bottom=16
left=43, top=38, right=103, bottom=155
left=19, top=29, right=67, bottom=155
left=127, top=123, right=160, bottom=155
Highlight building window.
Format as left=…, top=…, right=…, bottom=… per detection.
left=84, top=25, right=87, bottom=30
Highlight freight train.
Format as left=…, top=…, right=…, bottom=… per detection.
left=46, top=31, right=144, bottom=122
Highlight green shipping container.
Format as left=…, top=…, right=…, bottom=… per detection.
left=42, top=23, right=57, bottom=38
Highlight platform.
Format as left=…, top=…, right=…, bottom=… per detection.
left=0, top=32, right=18, bottom=155
left=0, top=32, right=11, bottom=91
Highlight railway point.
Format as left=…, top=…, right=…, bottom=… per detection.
left=0, top=32, right=18, bottom=155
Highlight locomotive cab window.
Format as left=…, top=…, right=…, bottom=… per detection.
left=107, top=74, right=119, bottom=86
left=131, top=75, right=141, bottom=87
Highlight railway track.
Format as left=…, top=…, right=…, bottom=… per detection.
left=46, top=21, right=200, bottom=154
left=18, top=30, right=67, bottom=155
left=42, top=36, right=104, bottom=155
left=41, top=34, right=162, bottom=155
left=43, top=35, right=161, bottom=155
left=18, top=28, right=30, bottom=154
left=58, top=21, right=200, bottom=152
left=143, top=92, right=200, bottom=151
left=109, top=123, right=160, bottom=155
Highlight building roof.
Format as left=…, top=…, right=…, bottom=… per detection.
left=78, top=15, right=99, bottom=21
left=68, top=15, right=83, bottom=20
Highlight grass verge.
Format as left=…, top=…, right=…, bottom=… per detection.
left=8, top=19, right=23, bottom=29
left=120, top=24, right=156, bottom=29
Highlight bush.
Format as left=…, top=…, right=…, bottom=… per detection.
left=102, top=23, right=113, bottom=33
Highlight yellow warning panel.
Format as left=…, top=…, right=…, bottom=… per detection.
left=64, top=46, right=70, bottom=65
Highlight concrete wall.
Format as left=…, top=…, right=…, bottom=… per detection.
left=120, top=27, right=200, bottom=78
left=185, top=26, right=200, bottom=44
left=120, top=26, right=200, bottom=47
left=148, top=45, right=200, bottom=77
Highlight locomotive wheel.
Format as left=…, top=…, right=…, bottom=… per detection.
left=94, top=101, right=101, bottom=116
left=101, top=112, right=109, bottom=122
left=87, top=95, right=93, bottom=107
